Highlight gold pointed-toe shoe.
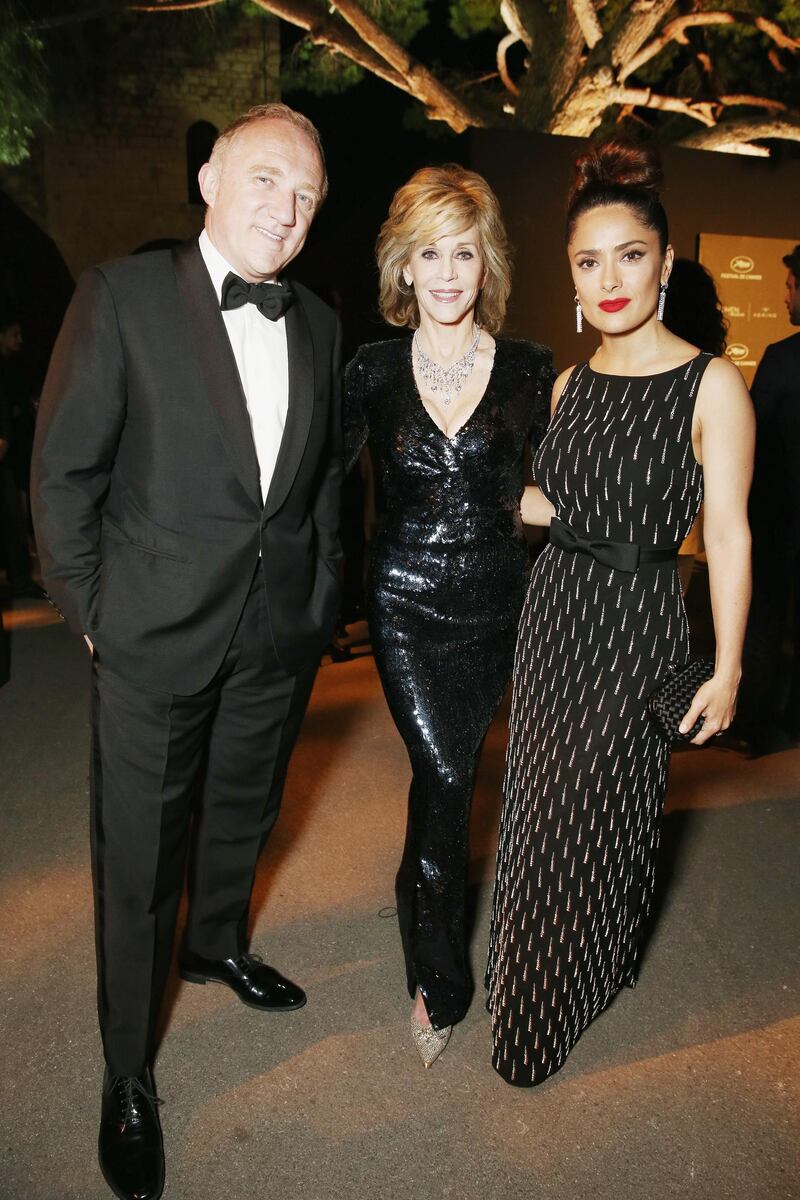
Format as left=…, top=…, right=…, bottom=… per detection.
left=410, top=1016, right=452, bottom=1068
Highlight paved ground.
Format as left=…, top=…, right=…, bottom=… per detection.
left=1, top=603, right=798, bottom=1200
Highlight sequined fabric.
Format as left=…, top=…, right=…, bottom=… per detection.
left=345, top=337, right=555, bottom=1028
left=487, top=356, right=709, bottom=1086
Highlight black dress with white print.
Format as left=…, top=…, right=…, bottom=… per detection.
left=487, top=354, right=709, bottom=1086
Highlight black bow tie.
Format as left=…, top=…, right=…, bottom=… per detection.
left=220, top=272, right=294, bottom=321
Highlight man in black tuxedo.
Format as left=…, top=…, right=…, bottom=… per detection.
left=738, top=243, right=800, bottom=750
left=32, top=104, right=341, bottom=1200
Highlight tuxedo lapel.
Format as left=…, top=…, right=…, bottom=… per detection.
left=172, top=240, right=261, bottom=509
left=264, top=291, right=315, bottom=519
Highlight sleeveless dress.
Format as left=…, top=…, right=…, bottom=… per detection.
left=487, top=354, right=709, bottom=1085
left=344, top=337, right=554, bottom=1029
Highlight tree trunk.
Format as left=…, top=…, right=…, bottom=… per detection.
left=605, top=0, right=678, bottom=69
left=548, top=66, right=617, bottom=136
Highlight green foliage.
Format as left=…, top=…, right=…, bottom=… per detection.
left=0, top=3, right=49, bottom=165
left=776, top=0, right=800, bottom=36
left=283, top=0, right=428, bottom=96
left=448, top=0, right=503, bottom=40
left=283, top=42, right=365, bottom=95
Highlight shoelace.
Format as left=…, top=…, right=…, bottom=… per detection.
left=234, top=952, right=263, bottom=970
left=108, top=1075, right=163, bottom=1129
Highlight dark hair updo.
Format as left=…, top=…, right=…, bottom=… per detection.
left=565, top=139, right=668, bottom=252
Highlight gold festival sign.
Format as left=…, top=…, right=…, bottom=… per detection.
left=698, top=233, right=798, bottom=387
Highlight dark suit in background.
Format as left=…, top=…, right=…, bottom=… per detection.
left=739, top=331, right=800, bottom=740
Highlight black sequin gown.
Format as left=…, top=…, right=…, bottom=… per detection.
left=487, top=356, right=710, bottom=1085
left=344, top=337, right=555, bottom=1029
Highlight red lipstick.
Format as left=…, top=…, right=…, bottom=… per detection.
left=599, top=298, right=631, bottom=312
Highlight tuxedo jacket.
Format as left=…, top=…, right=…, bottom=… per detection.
left=32, top=239, right=342, bottom=694
left=750, top=331, right=800, bottom=550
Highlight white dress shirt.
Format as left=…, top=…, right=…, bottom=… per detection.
left=199, top=229, right=289, bottom=504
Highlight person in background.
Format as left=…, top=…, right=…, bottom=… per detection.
left=344, top=165, right=554, bottom=1068
left=736, top=243, right=800, bottom=751
left=0, top=312, right=39, bottom=598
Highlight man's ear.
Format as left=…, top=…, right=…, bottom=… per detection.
left=198, top=162, right=218, bottom=208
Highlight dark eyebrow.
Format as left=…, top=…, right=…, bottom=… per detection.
left=574, top=239, right=648, bottom=256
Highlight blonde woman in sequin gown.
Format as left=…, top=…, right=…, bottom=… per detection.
left=345, top=166, right=554, bottom=1066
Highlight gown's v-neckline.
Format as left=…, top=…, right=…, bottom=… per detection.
left=406, top=338, right=498, bottom=443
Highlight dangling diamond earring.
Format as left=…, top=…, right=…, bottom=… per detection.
left=575, top=294, right=583, bottom=333
left=657, top=282, right=668, bottom=322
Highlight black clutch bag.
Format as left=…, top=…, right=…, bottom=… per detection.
left=647, top=658, right=715, bottom=744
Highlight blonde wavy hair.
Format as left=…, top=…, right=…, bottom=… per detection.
left=376, top=164, right=511, bottom=333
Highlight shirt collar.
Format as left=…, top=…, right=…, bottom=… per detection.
left=198, top=228, right=235, bottom=304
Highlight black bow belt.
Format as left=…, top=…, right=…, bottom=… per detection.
left=548, top=517, right=678, bottom=574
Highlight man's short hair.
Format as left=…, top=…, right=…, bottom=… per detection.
left=209, top=103, right=328, bottom=204
left=782, top=243, right=800, bottom=279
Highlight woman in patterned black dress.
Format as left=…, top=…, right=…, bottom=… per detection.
left=344, top=166, right=554, bottom=1066
left=487, top=141, right=754, bottom=1086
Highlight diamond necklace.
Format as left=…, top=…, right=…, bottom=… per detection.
left=413, top=324, right=481, bottom=408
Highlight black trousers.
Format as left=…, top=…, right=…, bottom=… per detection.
left=739, top=537, right=800, bottom=733
left=90, top=565, right=317, bottom=1076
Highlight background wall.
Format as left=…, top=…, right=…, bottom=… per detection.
left=697, top=231, right=796, bottom=384
left=2, top=19, right=280, bottom=279
left=471, top=130, right=800, bottom=375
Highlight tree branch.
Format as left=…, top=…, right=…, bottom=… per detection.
left=619, top=10, right=800, bottom=83
left=500, top=0, right=532, bottom=51
left=610, top=85, right=717, bottom=125
left=568, top=0, right=603, bottom=50
left=542, top=2, right=589, bottom=114
left=135, top=0, right=489, bottom=130
left=82, top=0, right=800, bottom=154
left=131, top=1, right=220, bottom=10
left=605, top=0, right=678, bottom=69
left=495, top=0, right=534, bottom=99
left=327, top=0, right=486, bottom=131
left=497, top=32, right=521, bottom=96
left=678, top=115, right=800, bottom=155
left=718, top=94, right=788, bottom=113
left=132, top=0, right=413, bottom=95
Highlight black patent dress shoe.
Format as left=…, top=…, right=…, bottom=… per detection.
left=179, top=950, right=307, bottom=1011
left=98, top=1068, right=164, bottom=1200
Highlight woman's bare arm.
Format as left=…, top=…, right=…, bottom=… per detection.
left=679, top=357, right=755, bottom=744
left=520, top=368, right=574, bottom=527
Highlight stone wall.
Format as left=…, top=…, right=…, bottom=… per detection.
left=2, top=17, right=280, bottom=278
